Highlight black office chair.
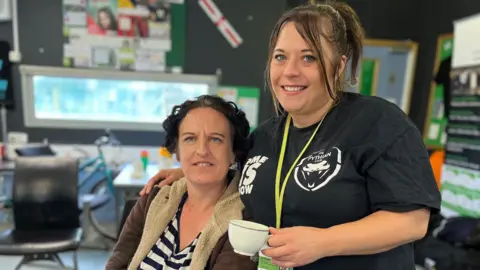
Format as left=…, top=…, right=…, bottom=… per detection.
left=0, top=157, right=83, bottom=270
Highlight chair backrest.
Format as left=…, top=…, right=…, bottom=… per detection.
left=13, top=156, right=80, bottom=230
left=15, top=145, right=56, bottom=157
left=118, top=199, right=137, bottom=239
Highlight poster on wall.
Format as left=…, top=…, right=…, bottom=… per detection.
left=440, top=13, right=480, bottom=219
left=440, top=164, right=480, bottom=218
left=444, top=65, right=480, bottom=170
left=62, top=0, right=184, bottom=72
left=217, top=86, right=260, bottom=130
left=423, top=34, right=453, bottom=150
left=352, top=39, right=418, bottom=114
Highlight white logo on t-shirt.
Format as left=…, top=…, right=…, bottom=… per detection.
left=239, top=155, right=269, bottom=195
left=294, top=147, right=342, bottom=191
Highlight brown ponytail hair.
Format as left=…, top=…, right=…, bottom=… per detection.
left=266, top=0, right=365, bottom=113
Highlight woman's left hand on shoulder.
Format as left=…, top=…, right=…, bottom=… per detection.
left=262, top=226, right=331, bottom=268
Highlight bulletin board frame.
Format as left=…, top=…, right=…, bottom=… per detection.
left=62, top=0, right=186, bottom=71
left=423, top=33, right=453, bottom=150
left=359, top=39, right=418, bottom=114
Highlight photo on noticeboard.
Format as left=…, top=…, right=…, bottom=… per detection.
left=87, top=0, right=118, bottom=36
left=451, top=66, right=480, bottom=96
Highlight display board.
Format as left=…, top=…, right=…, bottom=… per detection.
left=445, top=65, right=480, bottom=170
left=217, top=86, right=260, bottom=131
left=423, top=34, right=453, bottom=150
left=355, top=39, right=418, bottom=113
left=358, top=58, right=379, bottom=96
left=62, top=0, right=185, bottom=72
left=440, top=14, right=480, bottom=218
left=440, top=164, right=480, bottom=218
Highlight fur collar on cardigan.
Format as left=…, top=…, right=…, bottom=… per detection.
left=128, top=173, right=244, bottom=270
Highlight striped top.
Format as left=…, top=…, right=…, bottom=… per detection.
left=138, top=194, right=200, bottom=270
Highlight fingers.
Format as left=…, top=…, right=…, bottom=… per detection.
left=139, top=170, right=170, bottom=196
left=262, top=245, right=291, bottom=260
left=267, top=234, right=287, bottom=248
left=138, top=168, right=183, bottom=195
left=270, top=227, right=292, bottom=235
left=139, top=180, right=155, bottom=196
left=269, top=227, right=280, bottom=235
left=158, top=174, right=175, bottom=187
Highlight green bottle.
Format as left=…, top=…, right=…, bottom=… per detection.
left=140, top=150, right=149, bottom=172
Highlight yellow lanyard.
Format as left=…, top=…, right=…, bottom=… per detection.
left=274, top=114, right=327, bottom=229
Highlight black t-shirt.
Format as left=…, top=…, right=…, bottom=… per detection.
left=239, top=92, right=441, bottom=270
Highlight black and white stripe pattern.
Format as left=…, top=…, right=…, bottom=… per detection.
left=139, top=194, right=200, bottom=270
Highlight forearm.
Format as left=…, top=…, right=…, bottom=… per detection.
left=324, top=209, right=430, bottom=257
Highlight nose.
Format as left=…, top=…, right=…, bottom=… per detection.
left=195, top=136, right=210, bottom=157
left=283, top=59, right=300, bottom=77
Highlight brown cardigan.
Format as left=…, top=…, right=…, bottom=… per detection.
left=106, top=176, right=256, bottom=270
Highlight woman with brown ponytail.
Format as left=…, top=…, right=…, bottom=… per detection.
left=140, top=1, right=441, bottom=269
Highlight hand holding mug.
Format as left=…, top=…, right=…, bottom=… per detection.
left=262, top=226, right=331, bottom=268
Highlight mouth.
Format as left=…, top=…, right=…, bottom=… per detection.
left=193, top=162, right=214, bottom=167
left=281, top=85, right=307, bottom=93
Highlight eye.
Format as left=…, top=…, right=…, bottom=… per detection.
left=303, top=55, right=317, bottom=62
left=274, top=54, right=286, bottom=61
left=183, top=136, right=195, bottom=143
left=211, top=137, right=222, bottom=143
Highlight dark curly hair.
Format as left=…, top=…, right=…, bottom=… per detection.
left=163, top=95, right=251, bottom=168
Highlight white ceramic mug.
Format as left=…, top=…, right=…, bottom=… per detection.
left=228, top=220, right=269, bottom=256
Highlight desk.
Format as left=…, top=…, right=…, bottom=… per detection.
left=114, top=164, right=160, bottom=190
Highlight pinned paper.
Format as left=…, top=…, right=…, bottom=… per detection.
left=198, top=0, right=243, bottom=48
left=238, top=97, right=258, bottom=127
left=218, top=88, right=238, bottom=103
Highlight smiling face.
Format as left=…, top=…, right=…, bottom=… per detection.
left=177, top=107, right=234, bottom=186
left=269, top=21, right=341, bottom=117
left=98, top=11, right=112, bottom=30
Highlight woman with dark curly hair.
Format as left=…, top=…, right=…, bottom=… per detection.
left=106, top=95, right=256, bottom=270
